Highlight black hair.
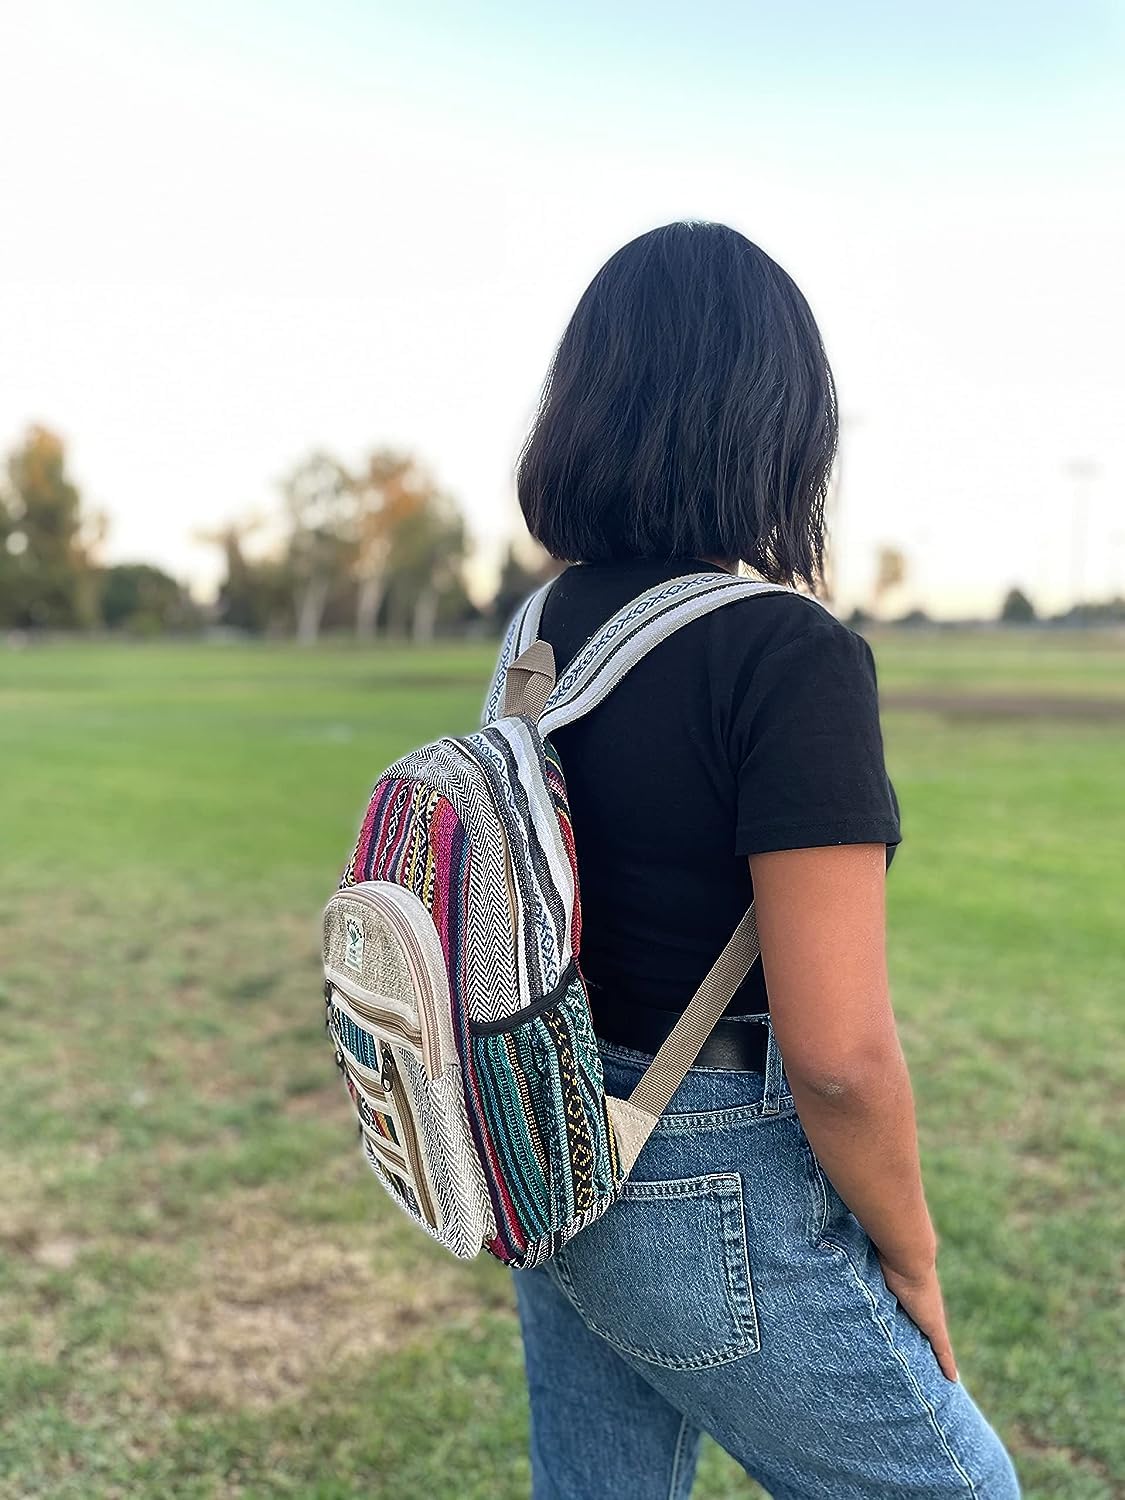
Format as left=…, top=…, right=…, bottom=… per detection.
left=516, top=220, right=837, bottom=589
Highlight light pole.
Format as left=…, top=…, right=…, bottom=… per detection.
left=1066, top=459, right=1098, bottom=618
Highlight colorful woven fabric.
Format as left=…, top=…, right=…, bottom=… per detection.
left=468, top=972, right=618, bottom=1247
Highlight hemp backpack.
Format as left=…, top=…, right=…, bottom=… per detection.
left=322, top=569, right=797, bottom=1266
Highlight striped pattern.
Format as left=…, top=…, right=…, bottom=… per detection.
left=542, top=738, right=583, bottom=956
left=345, top=780, right=468, bottom=973
left=468, top=973, right=620, bottom=1264
left=358, top=747, right=520, bottom=1024
left=351, top=1084, right=399, bottom=1146
left=331, top=711, right=609, bottom=1265
left=361, top=1140, right=438, bottom=1242
left=461, top=720, right=576, bottom=1004
left=330, top=1007, right=381, bottom=1073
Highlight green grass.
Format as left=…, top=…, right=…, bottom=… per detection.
left=1, top=633, right=1122, bottom=1499
left=867, top=625, right=1125, bottom=701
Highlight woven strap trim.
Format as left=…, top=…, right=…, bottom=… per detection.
left=483, top=572, right=814, bottom=730
left=539, top=575, right=811, bottom=736
left=480, top=579, right=556, bottom=725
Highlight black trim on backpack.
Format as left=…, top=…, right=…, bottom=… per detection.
left=469, top=958, right=580, bottom=1036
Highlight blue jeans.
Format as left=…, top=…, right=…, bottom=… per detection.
left=511, top=1016, right=1021, bottom=1499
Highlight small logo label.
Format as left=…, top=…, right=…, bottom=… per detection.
left=344, top=916, right=365, bottom=972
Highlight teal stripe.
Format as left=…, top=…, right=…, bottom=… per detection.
left=507, top=1023, right=563, bottom=1229
left=526, top=1020, right=576, bottom=1226
left=513, top=1020, right=572, bottom=1228
left=473, top=1034, right=552, bottom=1237
left=475, top=1036, right=546, bottom=1234
left=475, top=1040, right=545, bottom=1234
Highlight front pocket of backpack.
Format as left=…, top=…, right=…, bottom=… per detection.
left=552, top=1173, right=761, bottom=1369
left=327, top=990, right=441, bottom=1230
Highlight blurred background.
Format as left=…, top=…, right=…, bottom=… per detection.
left=0, top=4, right=1121, bottom=1498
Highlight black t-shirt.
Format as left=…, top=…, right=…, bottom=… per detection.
left=534, top=556, right=901, bottom=1025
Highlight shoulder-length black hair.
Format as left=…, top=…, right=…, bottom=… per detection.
left=516, top=220, right=837, bottom=590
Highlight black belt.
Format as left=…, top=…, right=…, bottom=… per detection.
left=588, top=984, right=771, bottom=1073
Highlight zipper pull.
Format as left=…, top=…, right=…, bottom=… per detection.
left=380, top=1042, right=396, bottom=1093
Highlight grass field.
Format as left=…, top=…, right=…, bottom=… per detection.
left=1, top=630, right=1122, bottom=1499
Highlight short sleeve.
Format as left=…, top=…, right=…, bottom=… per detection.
left=732, top=622, right=902, bottom=859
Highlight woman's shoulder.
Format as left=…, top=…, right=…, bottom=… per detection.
left=707, top=586, right=871, bottom=667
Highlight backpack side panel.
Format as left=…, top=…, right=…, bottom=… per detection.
left=450, top=718, right=622, bottom=1266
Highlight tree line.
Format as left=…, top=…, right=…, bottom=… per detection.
left=0, top=425, right=551, bottom=639
left=3, top=425, right=1120, bottom=636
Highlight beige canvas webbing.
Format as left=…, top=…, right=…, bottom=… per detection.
left=629, top=903, right=760, bottom=1116
left=502, top=638, right=556, bottom=721
left=504, top=636, right=764, bottom=1177
left=604, top=905, right=760, bottom=1173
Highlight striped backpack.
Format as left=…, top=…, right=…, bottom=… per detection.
left=322, top=569, right=797, bottom=1266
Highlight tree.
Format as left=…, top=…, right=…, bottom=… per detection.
left=99, top=563, right=201, bottom=633
left=0, top=425, right=102, bottom=628
left=198, top=519, right=291, bottom=634
left=1050, top=595, right=1125, bottom=625
left=351, top=450, right=424, bottom=638
left=871, top=545, right=907, bottom=617
left=382, top=490, right=469, bottom=641
left=280, top=452, right=354, bottom=644
left=1000, top=587, right=1036, bottom=624
left=892, top=606, right=931, bottom=628
left=491, top=539, right=559, bottom=625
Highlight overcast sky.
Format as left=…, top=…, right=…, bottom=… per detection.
left=1, top=0, right=1122, bottom=615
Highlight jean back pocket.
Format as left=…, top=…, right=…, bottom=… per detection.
left=551, top=1172, right=760, bottom=1370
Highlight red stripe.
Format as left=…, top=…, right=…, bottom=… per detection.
left=429, top=797, right=459, bottom=963
left=353, top=776, right=396, bottom=882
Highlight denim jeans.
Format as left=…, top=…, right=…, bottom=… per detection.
left=511, top=1014, right=1021, bottom=1499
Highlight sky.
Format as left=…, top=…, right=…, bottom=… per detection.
left=1, top=0, right=1122, bottom=616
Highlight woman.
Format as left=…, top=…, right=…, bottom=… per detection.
left=507, top=222, right=1020, bottom=1499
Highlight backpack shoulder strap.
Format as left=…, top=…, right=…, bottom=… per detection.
left=482, top=568, right=828, bottom=1171
left=605, top=903, right=763, bottom=1173
left=480, top=576, right=557, bottom=727
left=537, top=570, right=824, bottom=736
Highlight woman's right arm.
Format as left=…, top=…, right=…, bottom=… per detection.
left=748, top=840, right=958, bottom=1382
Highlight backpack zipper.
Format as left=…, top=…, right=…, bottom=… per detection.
left=370, top=1042, right=437, bottom=1225
left=330, top=984, right=422, bottom=1052
left=332, top=1029, right=390, bottom=1100
left=331, top=1002, right=439, bottom=1227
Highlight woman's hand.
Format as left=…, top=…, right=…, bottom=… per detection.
left=877, top=1251, right=958, bottom=1382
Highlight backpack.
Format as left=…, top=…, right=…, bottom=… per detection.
left=322, top=568, right=804, bottom=1266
